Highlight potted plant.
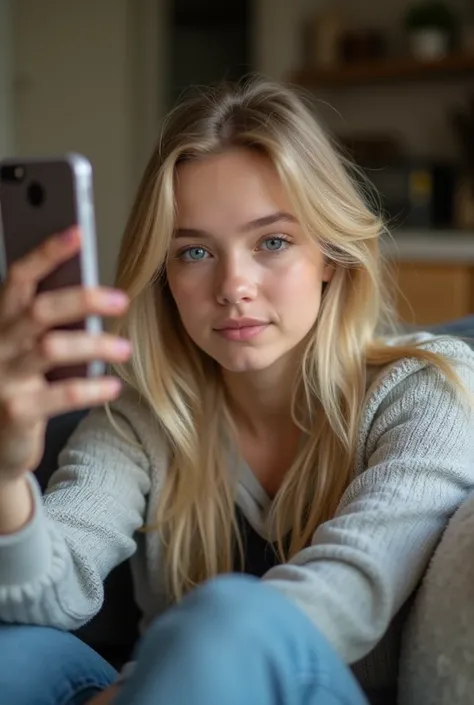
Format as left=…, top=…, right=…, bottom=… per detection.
left=404, top=1, right=456, bottom=60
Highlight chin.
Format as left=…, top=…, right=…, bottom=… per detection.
left=214, top=351, right=280, bottom=374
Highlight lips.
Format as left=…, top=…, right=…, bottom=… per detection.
left=214, top=318, right=268, bottom=330
left=213, top=319, right=270, bottom=342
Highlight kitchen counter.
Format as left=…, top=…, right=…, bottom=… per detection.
left=381, top=230, right=474, bottom=263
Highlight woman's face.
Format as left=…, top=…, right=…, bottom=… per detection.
left=166, top=148, right=332, bottom=374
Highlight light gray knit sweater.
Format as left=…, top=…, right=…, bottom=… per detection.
left=0, top=335, right=473, bottom=701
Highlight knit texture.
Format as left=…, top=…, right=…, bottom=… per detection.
left=0, top=335, right=473, bottom=699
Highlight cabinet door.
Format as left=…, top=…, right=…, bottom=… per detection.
left=391, top=262, right=473, bottom=326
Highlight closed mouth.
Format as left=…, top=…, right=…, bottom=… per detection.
left=214, top=319, right=269, bottom=330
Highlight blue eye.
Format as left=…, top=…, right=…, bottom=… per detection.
left=260, top=237, right=289, bottom=252
left=179, top=247, right=209, bottom=262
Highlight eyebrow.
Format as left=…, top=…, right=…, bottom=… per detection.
left=173, top=211, right=297, bottom=239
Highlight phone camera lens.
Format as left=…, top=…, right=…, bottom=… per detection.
left=27, top=181, right=45, bottom=207
left=0, top=165, right=25, bottom=183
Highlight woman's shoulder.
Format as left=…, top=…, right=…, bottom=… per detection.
left=359, top=333, right=474, bottom=455
left=349, top=333, right=474, bottom=484
left=382, top=330, right=474, bottom=360
left=365, top=332, right=474, bottom=405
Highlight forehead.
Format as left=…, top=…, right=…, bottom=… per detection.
left=174, top=148, right=294, bottom=230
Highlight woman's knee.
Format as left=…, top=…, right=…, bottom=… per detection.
left=129, top=576, right=367, bottom=705
left=143, top=573, right=316, bottom=661
left=184, top=573, right=267, bottom=619
left=0, top=623, right=117, bottom=705
left=180, top=573, right=297, bottom=622
left=151, top=574, right=275, bottom=633
left=141, top=575, right=266, bottom=654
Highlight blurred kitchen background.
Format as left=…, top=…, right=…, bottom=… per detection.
left=1, top=0, right=474, bottom=326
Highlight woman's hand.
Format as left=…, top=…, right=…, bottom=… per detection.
left=0, top=227, right=132, bottom=480
left=85, top=684, right=121, bottom=705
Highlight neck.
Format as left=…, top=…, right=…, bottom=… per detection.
left=222, top=359, right=298, bottom=437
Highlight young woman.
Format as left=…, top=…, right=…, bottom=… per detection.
left=0, top=77, right=473, bottom=705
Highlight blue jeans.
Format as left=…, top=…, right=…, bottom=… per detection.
left=0, top=623, right=116, bottom=704
left=0, top=575, right=368, bottom=705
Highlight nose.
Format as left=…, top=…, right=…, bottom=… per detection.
left=215, top=258, right=258, bottom=306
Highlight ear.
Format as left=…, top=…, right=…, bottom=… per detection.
left=322, top=261, right=334, bottom=283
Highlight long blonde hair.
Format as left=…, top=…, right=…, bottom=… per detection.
left=110, top=76, right=462, bottom=601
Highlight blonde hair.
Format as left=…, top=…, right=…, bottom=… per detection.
left=110, top=76, right=462, bottom=601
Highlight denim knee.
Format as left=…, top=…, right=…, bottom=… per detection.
left=0, top=623, right=117, bottom=705
left=145, top=574, right=271, bottom=642
left=121, top=575, right=368, bottom=705
left=142, top=573, right=323, bottom=664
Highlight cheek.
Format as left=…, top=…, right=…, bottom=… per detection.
left=166, top=267, right=210, bottom=322
left=267, top=259, right=324, bottom=308
left=168, top=275, right=193, bottom=304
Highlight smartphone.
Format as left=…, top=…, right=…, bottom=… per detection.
left=0, top=153, right=104, bottom=380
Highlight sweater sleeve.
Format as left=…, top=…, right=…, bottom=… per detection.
left=262, top=355, right=474, bottom=664
left=0, top=389, right=154, bottom=630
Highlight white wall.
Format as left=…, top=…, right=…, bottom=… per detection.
left=0, top=0, right=14, bottom=158
left=9, top=0, right=168, bottom=284
left=253, top=0, right=474, bottom=159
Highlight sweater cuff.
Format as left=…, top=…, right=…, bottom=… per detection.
left=0, top=474, right=53, bottom=586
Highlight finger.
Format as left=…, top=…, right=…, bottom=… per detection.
left=9, top=332, right=132, bottom=376
left=31, top=286, right=130, bottom=330
left=0, top=227, right=81, bottom=322
left=2, top=376, right=123, bottom=423
left=0, top=287, right=129, bottom=363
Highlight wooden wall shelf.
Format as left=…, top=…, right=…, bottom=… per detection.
left=291, top=52, right=474, bottom=88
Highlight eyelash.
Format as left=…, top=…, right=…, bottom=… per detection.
left=175, top=235, right=294, bottom=263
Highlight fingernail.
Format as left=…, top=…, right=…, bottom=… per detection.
left=107, top=291, right=129, bottom=308
left=115, top=338, right=132, bottom=354
left=106, top=378, right=122, bottom=394
left=58, top=227, right=78, bottom=243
